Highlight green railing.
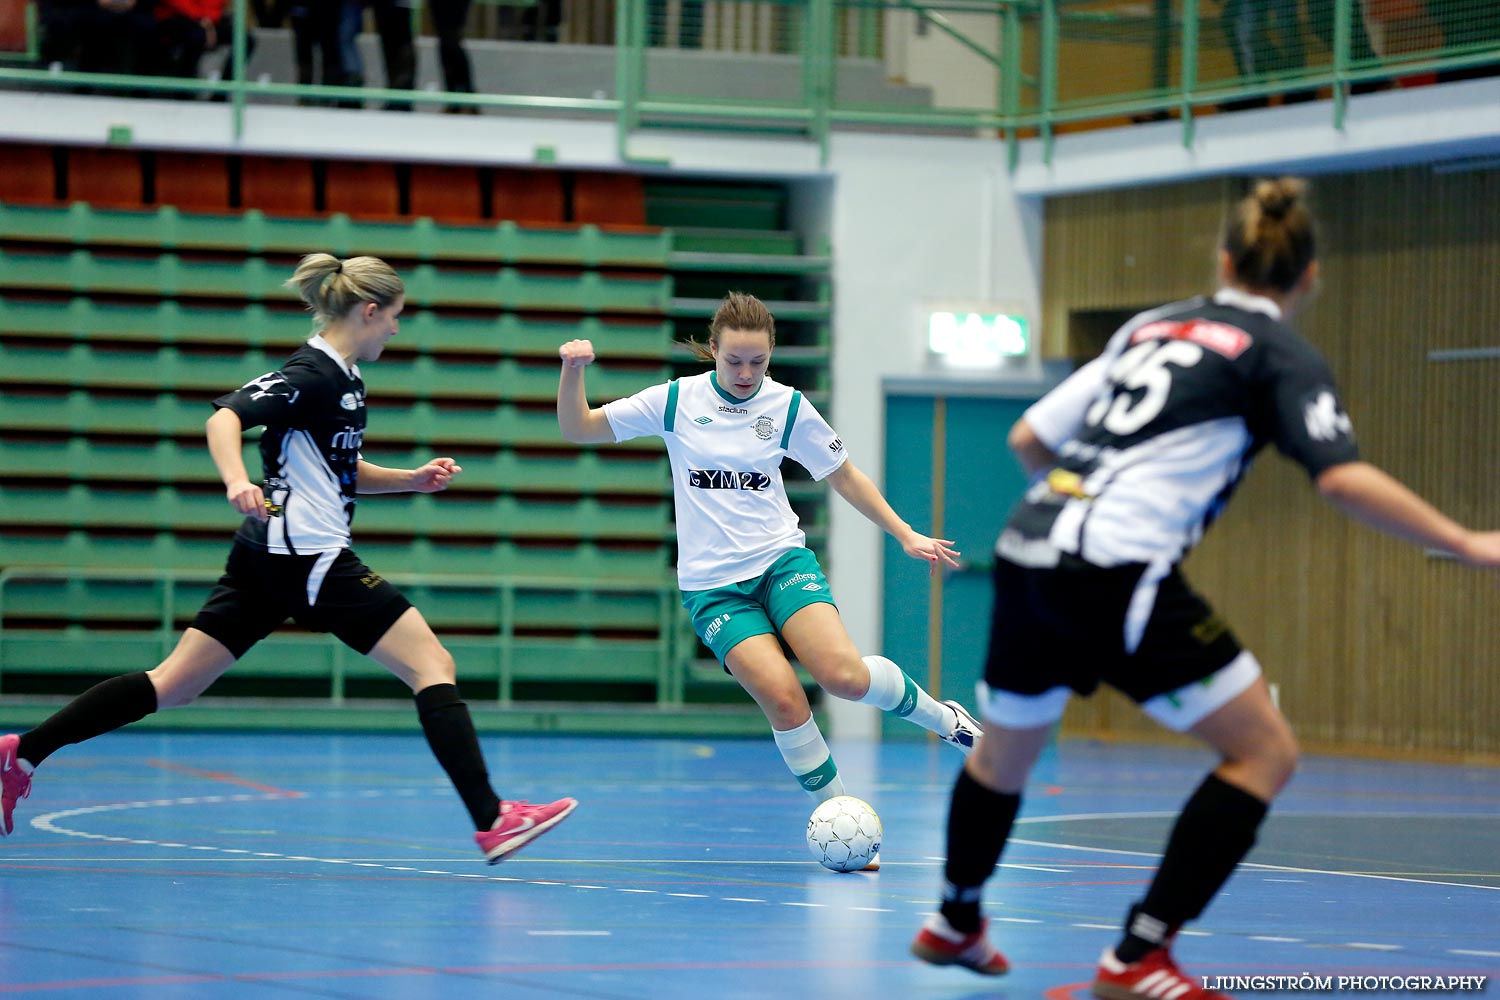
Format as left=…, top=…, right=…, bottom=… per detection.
left=0, top=0, right=1497, bottom=164
left=0, top=566, right=691, bottom=707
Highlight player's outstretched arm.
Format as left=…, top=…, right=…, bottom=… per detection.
left=825, top=460, right=960, bottom=569
left=357, top=458, right=463, bottom=494
left=557, top=339, right=616, bottom=444
left=206, top=407, right=267, bottom=521
left=1316, top=460, right=1500, bottom=569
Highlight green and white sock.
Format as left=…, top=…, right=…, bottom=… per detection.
left=772, top=715, right=846, bottom=803
left=859, top=654, right=958, bottom=737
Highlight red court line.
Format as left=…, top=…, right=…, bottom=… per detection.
left=144, top=759, right=304, bottom=796
left=1044, top=983, right=1091, bottom=999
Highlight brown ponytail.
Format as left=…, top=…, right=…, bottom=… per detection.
left=284, top=253, right=404, bottom=331
left=1222, top=177, right=1317, bottom=294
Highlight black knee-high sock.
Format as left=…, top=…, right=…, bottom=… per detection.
left=414, top=683, right=500, bottom=831
left=940, top=766, right=1022, bottom=934
left=1115, top=772, right=1269, bottom=962
left=16, top=672, right=158, bottom=767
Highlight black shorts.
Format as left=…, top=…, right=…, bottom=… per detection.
left=191, top=543, right=412, bottom=659
left=984, top=552, right=1242, bottom=704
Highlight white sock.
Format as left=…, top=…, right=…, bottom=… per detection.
left=772, top=715, right=846, bottom=803
left=859, top=654, right=959, bottom=737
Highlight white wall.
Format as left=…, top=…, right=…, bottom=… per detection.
left=882, top=9, right=1002, bottom=115
left=821, top=132, right=1041, bottom=737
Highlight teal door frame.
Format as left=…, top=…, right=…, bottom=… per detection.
left=880, top=372, right=1063, bottom=740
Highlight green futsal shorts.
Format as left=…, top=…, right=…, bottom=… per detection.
left=681, top=547, right=839, bottom=665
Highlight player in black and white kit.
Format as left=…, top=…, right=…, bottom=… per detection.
left=910, top=179, right=1500, bottom=995
left=0, top=254, right=577, bottom=863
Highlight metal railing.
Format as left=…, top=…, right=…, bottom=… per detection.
left=0, top=1, right=1497, bottom=165
left=0, top=566, right=690, bottom=707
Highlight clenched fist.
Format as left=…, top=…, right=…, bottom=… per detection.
left=559, top=340, right=596, bottom=369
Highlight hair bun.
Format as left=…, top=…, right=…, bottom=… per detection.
left=1254, top=177, right=1306, bottom=220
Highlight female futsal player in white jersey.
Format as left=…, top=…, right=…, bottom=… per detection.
left=557, top=292, right=981, bottom=851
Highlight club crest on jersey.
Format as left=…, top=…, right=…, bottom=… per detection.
left=753, top=416, right=776, bottom=440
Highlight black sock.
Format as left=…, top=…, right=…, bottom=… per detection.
left=414, top=683, right=500, bottom=831
left=16, top=672, right=158, bottom=767
left=1115, top=772, right=1269, bottom=962
left=939, top=767, right=1022, bottom=934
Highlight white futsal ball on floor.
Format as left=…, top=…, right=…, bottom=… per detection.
left=806, top=795, right=882, bottom=872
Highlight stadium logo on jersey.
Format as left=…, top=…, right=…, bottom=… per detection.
left=694, top=416, right=713, bottom=424
left=1130, top=319, right=1251, bottom=359
left=1303, top=390, right=1353, bottom=442
left=689, top=469, right=771, bottom=491
left=331, top=427, right=365, bottom=451
left=340, top=391, right=364, bottom=411
left=753, top=416, right=776, bottom=440
left=717, top=404, right=748, bottom=415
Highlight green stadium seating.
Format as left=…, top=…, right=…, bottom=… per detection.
left=0, top=203, right=674, bottom=266
left=0, top=165, right=834, bottom=728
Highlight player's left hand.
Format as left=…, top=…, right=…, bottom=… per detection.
left=411, top=457, right=462, bottom=493
left=901, top=532, right=961, bottom=575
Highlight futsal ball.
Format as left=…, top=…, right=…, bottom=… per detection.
left=805, top=795, right=882, bottom=872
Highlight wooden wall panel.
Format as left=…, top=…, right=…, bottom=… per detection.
left=1041, top=166, right=1500, bottom=757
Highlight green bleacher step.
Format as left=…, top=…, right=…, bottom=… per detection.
left=0, top=342, right=668, bottom=402
left=0, top=298, right=679, bottom=359
left=0, top=533, right=671, bottom=578
left=0, top=486, right=673, bottom=540
left=0, top=249, right=672, bottom=313
left=0, top=203, right=673, bottom=267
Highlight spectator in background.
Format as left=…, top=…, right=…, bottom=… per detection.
left=287, top=1, right=351, bottom=105
left=1305, top=0, right=1387, bottom=93
left=432, top=0, right=476, bottom=113
left=1430, top=0, right=1500, bottom=82
left=153, top=0, right=256, bottom=84
left=340, top=0, right=416, bottom=110
left=1220, top=0, right=1308, bottom=108
left=38, top=0, right=158, bottom=77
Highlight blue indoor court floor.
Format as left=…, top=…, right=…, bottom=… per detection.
left=0, top=730, right=1496, bottom=999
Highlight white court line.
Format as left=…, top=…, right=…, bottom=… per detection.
left=1009, top=836, right=1500, bottom=892
left=27, top=788, right=1491, bottom=965
left=528, top=930, right=612, bottom=936
left=851, top=907, right=891, bottom=912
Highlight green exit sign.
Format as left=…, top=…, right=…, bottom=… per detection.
left=928, top=310, right=1030, bottom=367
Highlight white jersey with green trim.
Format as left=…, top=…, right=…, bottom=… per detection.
left=603, top=371, right=848, bottom=590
